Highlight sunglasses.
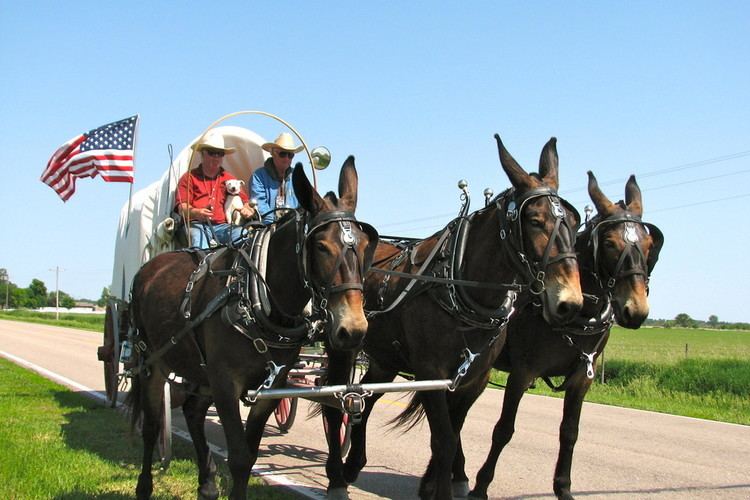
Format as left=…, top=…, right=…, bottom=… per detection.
left=205, top=150, right=225, bottom=158
left=276, top=150, right=294, bottom=158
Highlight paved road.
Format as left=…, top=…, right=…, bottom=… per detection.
left=1, top=319, right=749, bottom=499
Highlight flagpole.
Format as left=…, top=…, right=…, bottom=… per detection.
left=125, top=114, right=140, bottom=235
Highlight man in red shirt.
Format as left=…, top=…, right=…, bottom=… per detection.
left=175, top=130, right=255, bottom=248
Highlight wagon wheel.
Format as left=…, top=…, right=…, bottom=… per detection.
left=101, top=301, right=120, bottom=408
left=323, top=411, right=352, bottom=458
left=274, top=397, right=298, bottom=433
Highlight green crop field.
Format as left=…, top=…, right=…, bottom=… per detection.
left=489, top=326, right=750, bottom=425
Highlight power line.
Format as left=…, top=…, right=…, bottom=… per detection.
left=560, top=150, right=750, bottom=195
left=649, top=192, right=750, bottom=214
left=376, top=149, right=750, bottom=231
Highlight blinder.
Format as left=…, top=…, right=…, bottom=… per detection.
left=588, top=213, right=663, bottom=287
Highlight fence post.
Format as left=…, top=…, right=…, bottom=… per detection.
left=599, top=351, right=605, bottom=384
left=685, top=343, right=688, bottom=358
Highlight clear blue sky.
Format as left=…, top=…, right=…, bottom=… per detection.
left=1, top=2, right=748, bottom=322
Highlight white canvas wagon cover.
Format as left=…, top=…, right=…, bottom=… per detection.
left=110, top=126, right=269, bottom=300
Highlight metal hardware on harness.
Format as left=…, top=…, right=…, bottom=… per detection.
left=530, top=271, right=546, bottom=295
left=550, top=196, right=565, bottom=218
left=450, top=348, right=478, bottom=391
left=564, top=335, right=597, bottom=380
left=506, top=200, right=518, bottom=221
left=263, top=361, right=284, bottom=389
left=340, top=220, right=356, bottom=246
left=246, top=361, right=286, bottom=404
left=335, top=390, right=373, bottom=424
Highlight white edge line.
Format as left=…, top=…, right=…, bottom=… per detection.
left=0, top=350, right=325, bottom=500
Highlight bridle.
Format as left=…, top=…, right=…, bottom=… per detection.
left=587, top=212, right=664, bottom=292
left=297, top=209, right=378, bottom=318
left=496, top=186, right=580, bottom=295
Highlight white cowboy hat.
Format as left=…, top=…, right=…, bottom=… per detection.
left=192, top=130, right=236, bottom=154
left=261, top=132, right=304, bottom=153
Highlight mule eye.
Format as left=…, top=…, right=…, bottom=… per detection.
left=316, top=241, right=331, bottom=254
left=530, top=218, right=544, bottom=228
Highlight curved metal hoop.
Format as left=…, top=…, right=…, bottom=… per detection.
left=193, top=110, right=320, bottom=189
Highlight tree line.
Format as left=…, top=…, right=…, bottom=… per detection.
left=644, top=313, right=750, bottom=331
left=0, top=268, right=110, bottom=310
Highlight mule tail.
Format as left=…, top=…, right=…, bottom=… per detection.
left=388, top=392, right=426, bottom=431
left=125, top=371, right=143, bottom=432
left=123, top=286, right=142, bottom=433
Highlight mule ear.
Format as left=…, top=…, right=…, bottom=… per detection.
left=587, top=170, right=615, bottom=215
left=293, top=163, right=325, bottom=214
left=337, top=156, right=358, bottom=212
left=495, top=134, right=532, bottom=190
left=624, top=175, right=643, bottom=217
left=538, top=137, right=559, bottom=191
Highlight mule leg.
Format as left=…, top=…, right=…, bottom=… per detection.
left=469, top=370, right=533, bottom=499
left=242, top=398, right=279, bottom=494
left=342, top=363, right=395, bottom=484
left=553, top=374, right=592, bottom=500
left=447, top=383, right=488, bottom=498
left=211, top=383, right=252, bottom=500
left=135, top=372, right=167, bottom=500
left=182, top=393, right=219, bottom=500
left=418, top=390, right=455, bottom=500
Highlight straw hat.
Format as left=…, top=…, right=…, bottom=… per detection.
left=262, top=132, right=304, bottom=153
left=192, top=130, right=236, bottom=154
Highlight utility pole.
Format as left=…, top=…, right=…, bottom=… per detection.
left=49, top=266, right=63, bottom=320
left=1, top=269, right=8, bottom=309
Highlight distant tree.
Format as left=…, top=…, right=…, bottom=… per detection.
left=13, top=288, right=30, bottom=308
left=47, top=291, right=75, bottom=309
left=708, top=315, right=719, bottom=327
left=674, top=313, right=697, bottom=328
left=27, top=279, right=48, bottom=308
left=97, top=286, right=111, bottom=307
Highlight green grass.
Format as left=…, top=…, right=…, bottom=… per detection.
left=489, top=326, right=750, bottom=425
left=0, top=358, right=293, bottom=499
left=0, top=309, right=104, bottom=333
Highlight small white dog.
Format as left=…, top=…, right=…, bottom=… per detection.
left=224, top=179, right=246, bottom=225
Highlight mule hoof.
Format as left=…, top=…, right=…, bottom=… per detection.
left=467, top=492, right=488, bottom=500
left=452, top=480, right=470, bottom=498
left=198, top=482, right=220, bottom=500
left=327, top=486, right=350, bottom=500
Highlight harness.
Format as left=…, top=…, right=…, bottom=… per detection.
left=128, top=208, right=378, bottom=384
left=369, top=186, right=579, bottom=329
left=368, top=185, right=579, bottom=389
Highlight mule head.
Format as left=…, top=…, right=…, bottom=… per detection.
left=293, top=157, right=377, bottom=351
left=495, top=134, right=583, bottom=325
left=586, top=171, right=663, bottom=328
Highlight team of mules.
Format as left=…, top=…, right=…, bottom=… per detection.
left=125, top=137, right=662, bottom=499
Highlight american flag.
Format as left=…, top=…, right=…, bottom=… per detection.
left=41, top=115, right=138, bottom=201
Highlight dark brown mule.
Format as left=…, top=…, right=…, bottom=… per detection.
left=468, top=172, right=664, bottom=500
left=127, top=158, right=377, bottom=500
left=324, top=136, right=584, bottom=500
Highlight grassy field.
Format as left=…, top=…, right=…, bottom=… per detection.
left=489, top=326, right=750, bottom=425
left=0, top=357, right=292, bottom=499
left=0, top=309, right=104, bottom=332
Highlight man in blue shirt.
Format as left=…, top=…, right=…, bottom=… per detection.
left=249, top=132, right=303, bottom=224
